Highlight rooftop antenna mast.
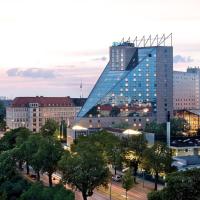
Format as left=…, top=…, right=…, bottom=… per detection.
left=80, top=80, right=83, bottom=99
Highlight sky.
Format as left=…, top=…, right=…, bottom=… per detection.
left=0, top=0, right=200, bottom=98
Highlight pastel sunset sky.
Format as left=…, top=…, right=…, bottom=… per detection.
left=0, top=0, right=200, bottom=98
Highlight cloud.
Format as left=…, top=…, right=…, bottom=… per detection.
left=173, top=55, right=194, bottom=64
left=7, top=68, right=56, bottom=79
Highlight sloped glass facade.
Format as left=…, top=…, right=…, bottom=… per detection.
left=78, top=44, right=158, bottom=119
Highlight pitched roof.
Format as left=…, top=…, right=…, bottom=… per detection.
left=11, top=96, right=75, bottom=107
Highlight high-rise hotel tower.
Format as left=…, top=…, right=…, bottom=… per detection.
left=77, top=34, right=173, bottom=129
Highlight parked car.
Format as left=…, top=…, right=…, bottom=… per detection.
left=112, top=174, right=121, bottom=182
left=30, top=174, right=37, bottom=180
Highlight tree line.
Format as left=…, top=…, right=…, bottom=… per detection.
left=0, top=119, right=177, bottom=200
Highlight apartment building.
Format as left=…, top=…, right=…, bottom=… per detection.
left=6, top=96, right=86, bottom=132
left=173, top=68, right=200, bottom=110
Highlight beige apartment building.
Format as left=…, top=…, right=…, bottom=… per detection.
left=6, top=96, right=86, bottom=132
left=173, top=68, right=200, bottom=111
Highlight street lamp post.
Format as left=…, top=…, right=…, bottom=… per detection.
left=108, top=164, right=112, bottom=200
left=109, top=181, right=112, bottom=200
left=142, top=169, right=145, bottom=188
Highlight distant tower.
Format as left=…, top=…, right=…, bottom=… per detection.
left=80, top=80, right=83, bottom=99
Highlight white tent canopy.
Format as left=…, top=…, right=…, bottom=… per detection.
left=123, top=129, right=142, bottom=135
left=72, top=125, right=88, bottom=131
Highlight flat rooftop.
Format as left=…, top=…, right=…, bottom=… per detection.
left=171, top=136, right=200, bottom=148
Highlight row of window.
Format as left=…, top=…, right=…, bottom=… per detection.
left=175, top=103, right=196, bottom=106
left=175, top=99, right=196, bottom=101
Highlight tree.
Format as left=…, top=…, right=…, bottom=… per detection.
left=148, top=168, right=200, bottom=200
left=0, top=192, right=7, bottom=200
left=122, top=169, right=134, bottom=200
left=41, top=119, right=59, bottom=137
left=170, top=118, right=189, bottom=136
left=37, top=137, right=64, bottom=187
left=0, top=127, right=31, bottom=152
left=0, top=176, right=30, bottom=200
left=15, top=128, right=32, bottom=170
left=15, top=127, right=31, bottom=146
left=122, top=134, right=147, bottom=183
left=142, top=143, right=172, bottom=190
left=144, top=121, right=165, bottom=135
left=73, top=131, right=121, bottom=174
left=59, top=142, right=110, bottom=200
left=148, top=191, right=163, bottom=200
left=27, top=134, right=43, bottom=181
left=17, top=133, right=40, bottom=175
left=0, top=150, right=16, bottom=182
left=19, top=183, right=74, bottom=200
left=19, top=182, right=43, bottom=200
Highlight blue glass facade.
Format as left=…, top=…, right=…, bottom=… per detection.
left=77, top=42, right=173, bottom=129
left=78, top=45, right=157, bottom=119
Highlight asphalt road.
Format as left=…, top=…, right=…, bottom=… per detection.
left=22, top=168, right=162, bottom=200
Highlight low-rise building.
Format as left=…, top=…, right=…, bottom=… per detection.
left=6, top=96, right=86, bottom=132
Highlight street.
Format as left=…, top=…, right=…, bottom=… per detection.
left=21, top=168, right=162, bottom=200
